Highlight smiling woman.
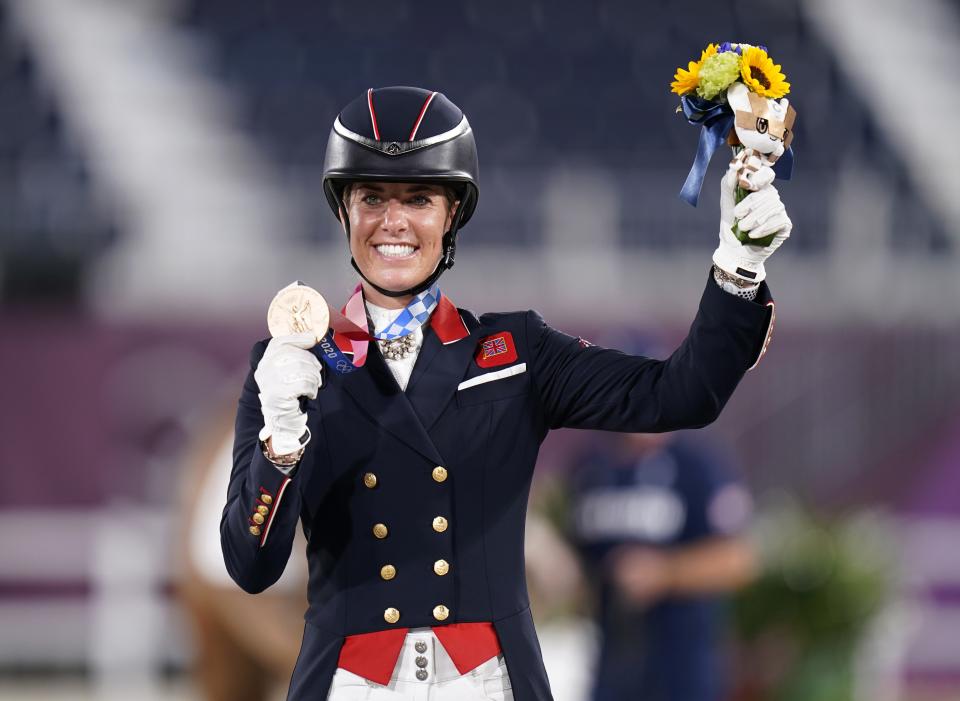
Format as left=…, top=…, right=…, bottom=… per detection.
left=342, top=182, right=460, bottom=309
left=223, top=85, right=785, bottom=701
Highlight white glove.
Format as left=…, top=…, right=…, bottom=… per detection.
left=713, top=153, right=792, bottom=284
left=253, top=331, right=323, bottom=455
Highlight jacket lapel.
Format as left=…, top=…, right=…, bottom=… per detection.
left=337, top=345, right=445, bottom=466
left=405, top=312, right=479, bottom=430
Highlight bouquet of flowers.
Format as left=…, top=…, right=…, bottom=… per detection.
left=672, top=42, right=796, bottom=246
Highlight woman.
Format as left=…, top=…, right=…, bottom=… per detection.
left=220, top=86, right=789, bottom=700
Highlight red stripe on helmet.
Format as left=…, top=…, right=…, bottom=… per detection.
left=408, top=91, right=437, bottom=141
left=367, top=88, right=381, bottom=141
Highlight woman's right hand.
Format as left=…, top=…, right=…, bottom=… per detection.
left=253, top=331, right=323, bottom=455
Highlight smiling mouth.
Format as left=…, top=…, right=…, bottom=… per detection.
left=374, top=244, right=418, bottom=259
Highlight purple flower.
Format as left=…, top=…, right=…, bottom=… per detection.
left=718, top=42, right=770, bottom=54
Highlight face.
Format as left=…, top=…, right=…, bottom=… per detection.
left=343, top=182, right=457, bottom=304
left=728, top=81, right=794, bottom=159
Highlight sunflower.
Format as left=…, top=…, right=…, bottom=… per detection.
left=670, top=43, right=718, bottom=96
left=739, top=46, right=790, bottom=99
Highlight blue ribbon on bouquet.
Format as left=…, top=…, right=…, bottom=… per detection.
left=678, top=93, right=794, bottom=207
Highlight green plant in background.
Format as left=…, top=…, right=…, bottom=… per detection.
left=732, top=499, right=896, bottom=701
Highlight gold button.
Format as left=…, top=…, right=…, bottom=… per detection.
left=252, top=512, right=265, bottom=525
left=256, top=505, right=269, bottom=516
left=432, top=516, right=448, bottom=533
left=384, top=607, right=400, bottom=624
left=363, top=472, right=378, bottom=489
left=380, top=564, right=396, bottom=580
left=433, top=559, right=450, bottom=576
left=432, top=605, right=449, bottom=621
left=260, top=494, right=273, bottom=505
left=373, top=523, right=389, bottom=539
left=432, top=466, right=448, bottom=483
left=249, top=525, right=261, bottom=537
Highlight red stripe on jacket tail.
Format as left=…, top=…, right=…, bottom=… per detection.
left=408, top=91, right=437, bottom=141
left=367, top=88, right=381, bottom=141
left=336, top=623, right=501, bottom=684
left=337, top=628, right=409, bottom=685
left=433, top=622, right=502, bottom=674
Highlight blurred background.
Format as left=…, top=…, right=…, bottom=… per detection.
left=1, top=0, right=958, bottom=699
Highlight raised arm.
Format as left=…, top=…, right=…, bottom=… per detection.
left=527, top=270, right=774, bottom=433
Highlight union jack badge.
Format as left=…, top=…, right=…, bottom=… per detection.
left=475, top=331, right=518, bottom=368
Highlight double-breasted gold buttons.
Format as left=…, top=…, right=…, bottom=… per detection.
left=432, top=516, right=448, bottom=533
left=256, top=505, right=269, bottom=516
left=373, top=523, right=389, bottom=539
left=260, top=494, right=273, bottom=506
left=432, top=466, right=448, bottom=483
left=363, top=472, right=378, bottom=488
left=380, top=564, right=396, bottom=580
left=433, top=605, right=449, bottom=621
left=384, top=607, right=400, bottom=624
left=252, top=513, right=265, bottom=525
left=249, top=525, right=261, bottom=537
left=433, top=559, right=450, bottom=576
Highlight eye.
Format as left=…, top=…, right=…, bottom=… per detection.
left=409, top=194, right=431, bottom=206
left=362, top=193, right=381, bottom=205
left=756, top=118, right=768, bottom=134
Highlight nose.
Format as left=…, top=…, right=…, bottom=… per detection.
left=380, top=198, right=408, bottom=234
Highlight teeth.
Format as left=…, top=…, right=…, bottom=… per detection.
left=376, top=244, right=416, bottom=258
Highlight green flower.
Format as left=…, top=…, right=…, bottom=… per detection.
left=696, top=51, right=742, bottom=101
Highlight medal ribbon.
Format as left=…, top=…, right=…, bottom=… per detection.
left=369, top=283, right=441, bottom=340
left=318, top=283, right=441, bottom=375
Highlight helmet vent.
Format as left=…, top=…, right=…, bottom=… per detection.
left=408, top=91, right=438, bottom=141
left=366, top=88, right=382, bottom=141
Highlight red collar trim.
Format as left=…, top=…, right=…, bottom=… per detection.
left=332, top=289, right=468, bottom=352
left=431, top=294, right=470, bottom=344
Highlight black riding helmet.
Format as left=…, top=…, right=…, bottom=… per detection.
left=323, top=86, right=480, bottom=297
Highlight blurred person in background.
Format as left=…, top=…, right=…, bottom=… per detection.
left=176, top=396, right=307, bottom=701
left=566, top=426, right=756, bottom=701
left=219, top=86, right=788, bottom=700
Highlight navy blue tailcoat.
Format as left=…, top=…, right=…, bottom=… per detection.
left=221, top=270, right=774, bottom=700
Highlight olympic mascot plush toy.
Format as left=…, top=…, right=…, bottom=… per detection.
left=673, top=42, right=797, bottom=246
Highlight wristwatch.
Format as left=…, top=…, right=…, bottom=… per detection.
left=712, top=265, right=760, bottom=301
left=712, top=264, right=757, bottom=289
left=260, top=428, right=310, bottom=467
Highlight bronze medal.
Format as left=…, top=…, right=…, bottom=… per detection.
left=267, top=281, right=331, bottom=344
